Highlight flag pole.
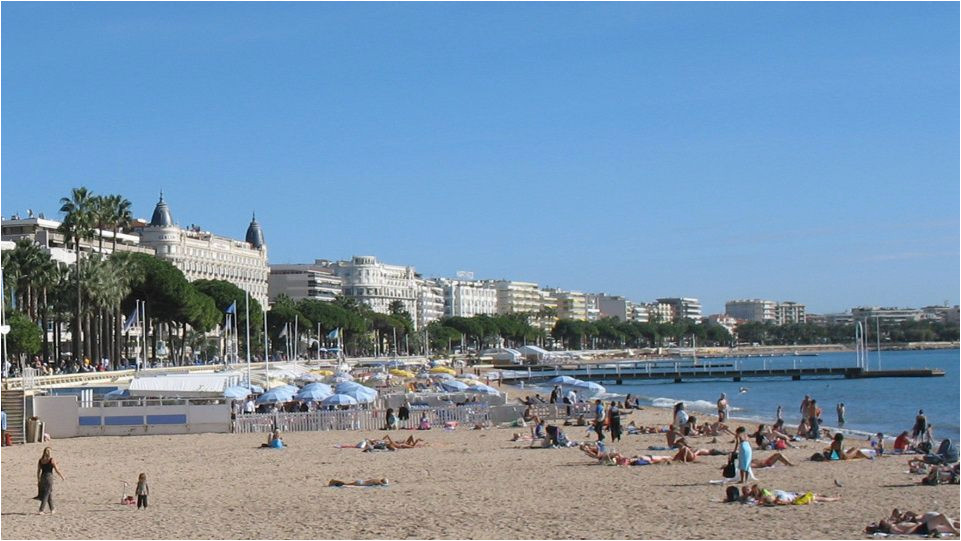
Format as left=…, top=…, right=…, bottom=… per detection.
left=245, top=290, right=251, bottom=389
left=263, top=306, right=269, bottom=389
left=294, top=315, right=299, bottom=361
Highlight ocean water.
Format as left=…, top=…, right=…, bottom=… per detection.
left=539, top=349, right=960, bottom=442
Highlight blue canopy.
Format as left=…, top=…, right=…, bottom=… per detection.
left=256, top=386, right=297, bottom=405
left=466, top=383, right=500, bottom=395
left=295, top=386, right=334, bottom=402
left=439, top=380, right=469, bottom=392
left=548, top=376, right=583, bottom=386
left=321, top=393, right=359, bottom=406
left=300, top=382, right=333, bottom=395
left=335, top=382, right=378, bottom=403
left=245, top=383, right=265, bottom=394
left=223, top=386, right=251, bottom=399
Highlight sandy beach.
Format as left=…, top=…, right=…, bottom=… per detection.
left=2, top=401, right=957, bottom=540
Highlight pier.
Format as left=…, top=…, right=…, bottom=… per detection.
left=496, top=357, right=945, bottom=385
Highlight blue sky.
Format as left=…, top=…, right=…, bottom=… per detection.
left=3, top=2, right=958, bottom=315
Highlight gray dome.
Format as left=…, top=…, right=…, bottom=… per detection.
left=150, top=192, right=174, bottom=227
left=246, top=213, right=265, bottom=249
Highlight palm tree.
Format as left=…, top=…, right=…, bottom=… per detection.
left=90, top=195, right=112, bottom=254
left=60, top=187, right=96, bottom=359
left=104, top=194, right=133, bottom=254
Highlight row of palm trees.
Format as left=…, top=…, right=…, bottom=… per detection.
left=2, top=189, right=136, bottom=368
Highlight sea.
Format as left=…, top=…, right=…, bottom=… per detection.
left=534, top=349, right=960, bottom=442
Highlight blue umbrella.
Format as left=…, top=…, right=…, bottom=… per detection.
left=295, top=386, right=334, bottom=402
left=549, top=376, right=582, bottom=386
left=466, top=383, right=500, bottom=395
left=104, top=389, right=129, bottom=398
left=301, top=382, right=333, bottom=395
left=439, top=380, right=469, bottom=392
left=296, top=373, right=318, bottom=383
left=335, top=382, right=378, bottom=403
left=572, top=381, right=606, bottom=394
left=256, top=386, right=297, bottom=405
left=321, top=394, right=359, bottom=407
left=245, top=383, right=265, bottom=393
left=430, top=372, right=455, bottom=380
left=223, top=386, right=251, bottom=400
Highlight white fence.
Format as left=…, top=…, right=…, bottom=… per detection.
left=233, top=405, right=492, bottom=434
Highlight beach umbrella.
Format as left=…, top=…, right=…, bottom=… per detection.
left=104, top=389, right=129, bottom=398
left=430, top=372, right=455, bottom=380
left=572, top=381, right=606, bottom=394
left=466, top=383, right=500, bottom=395
left=389, top=369, right=415, bottom=378
left=295, top=386, right=334, bottom=402
left=430, top=366, right=456, bottom=375
left=301, top=382, right=334, bottom=394
left=367, top=372, right=388, bottom=382
left=439, top=380, right=469, bottom=392
left=335, top=382, right=378, bottom=403
left=244, top=383, right=265, bottom=393
left=333, top=375, right=354, bottom=384
left=256, top=386, right=298, bottom=405
left=311, top=369, right=334, bottom=377
left=223, top=386, right=251, bottom=400
left=296, top=373, right=318, bottom=383
left=549, top=376, right=582, bottom=386
left=321, top=394, right=359, bottom=407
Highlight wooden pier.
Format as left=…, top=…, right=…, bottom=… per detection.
left=496, top=358, right=945, bottom=385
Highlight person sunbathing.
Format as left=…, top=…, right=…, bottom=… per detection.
left=866, top=510, right=960, bottom=536
left=752, top=452, right=795, bottom=468
left=382, top=434, right=427, bottom=449
left=743, top=484, right=840, bottom=505
left=699, top=421, right=736, bottom=438
left=672, top=443, right=726, bottom=463
left=919, top=464, right=960, bottom=485
left=579, top=443, right=671, bottom=465
left=328, top=478, right=390, bottom=487
left=824, top=433, right=875, bottom=460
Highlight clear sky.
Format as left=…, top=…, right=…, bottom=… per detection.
left=2, top=2, right=958, bottom=315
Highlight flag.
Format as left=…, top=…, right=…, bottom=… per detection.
left=279, top=324, right=288, bottom=338
left=326, top=328, right=338, bottom=340
left=122, top=304, right=139, bottom=332
left=225, top=301, right=237, bottom=314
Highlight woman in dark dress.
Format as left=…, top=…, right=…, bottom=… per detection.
left=36, top=447, right=65, bottom=514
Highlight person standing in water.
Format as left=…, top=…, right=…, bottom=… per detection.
left=717, top=393, right=729, bottom=423
left=776, top=404, right=783, bottom=423
left=836, top=403, right=846, bottom=427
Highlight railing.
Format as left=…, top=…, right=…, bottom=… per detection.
left=232, top=404, right=491, bottom=434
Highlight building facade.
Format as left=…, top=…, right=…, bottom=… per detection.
left=775, top=301, right=807, bottom=325
left=416, top=278, right=446, bottom=329
left=725, top=299, right=777, bottom=323
left=592, top=294, right=629, bottom=321
left=267, top=261, right=343, bottom=304
left=136, top=195, right=270, bottom=306
left=2, top=216, right=153, bottom=265
left=327, top=256, right=419, bottom=322
left=656, top=297, right=702, bottom=322
left=850, top=307, right=924, bottom=324
left=494, top=280, right=543, bottom=315
left=439, top=278, right=498, bottom=318
left=547, top=289, right=589, bottom=321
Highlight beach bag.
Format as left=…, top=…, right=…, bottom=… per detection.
left=792, top=492, right=814, bottom=505
left=722, top=453, right=737, bottom=478
left=810, top=452, right=827, bottom=462
left=725, top=486, right=741, bottom=502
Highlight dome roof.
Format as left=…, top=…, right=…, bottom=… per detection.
left=150, top=192, right=174, bottom=227
left=246, top=213, right=265, bottom=249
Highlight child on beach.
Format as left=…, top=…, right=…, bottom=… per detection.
left=135, top=473, right=149, bottom=509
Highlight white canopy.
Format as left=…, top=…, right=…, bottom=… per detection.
left=128, top=374, right=241, bottom=397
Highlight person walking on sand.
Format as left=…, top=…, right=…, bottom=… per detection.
left=135, top=473, right=149, bottom=509
left=608, top=401, right=622, bottom=442
left=593, top=400, right=606, bottom=441
left=836, top=403, right=846, bottom=427
left=912, top=410, right=928, bottom=445
left=717, top=393, right=729, bottom=423
left=36, top=447, right=65, bottom=514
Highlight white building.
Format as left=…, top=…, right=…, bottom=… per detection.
left=268, top=261, right=343, bottom=304
left=136, top=195, right=270, bottom=306
left=547, top=288, right=589, bottom=321
left=439, top=278, right=498, bottom=318
left=627, top=301, right=650, bottom=323
left=850, top=307, right=924, bottom=324
left=647, top=302, right=674, bottom=323
left=2, top=215, right=153, bottom=265
left=416, top=278, right=445, bottom=329
left=494, top=280, right=542, bottom=315
left=707, top=314, right=739, bottom=336
left=725, top=299, right=777, bottom=323
left=775, top=301, right=807, bottom=325
left=592, top=294, right=629, bottom=321
left=327, top=256, right=419, bottom=322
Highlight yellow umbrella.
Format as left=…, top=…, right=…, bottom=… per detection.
left=311, top=369, right=334, bottom=376
left=429, top=366, right=456, bottom=375
left=389, top=369, right=415, bottom=378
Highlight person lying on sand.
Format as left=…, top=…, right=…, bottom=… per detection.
left=578, top=443, right=672, bottom=465
left=328, top=478, right=389, bottom=487
left=698, top=421, right=736, bottom=438
left=739, top=484, right=840, bottom=505
left=919, top=464, right=960, bottom=485
left=672, top=442, right=727, bottom=463
left=865, top=510, right=960, bottom=536
left=752, top=452, right=795, bottom=468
